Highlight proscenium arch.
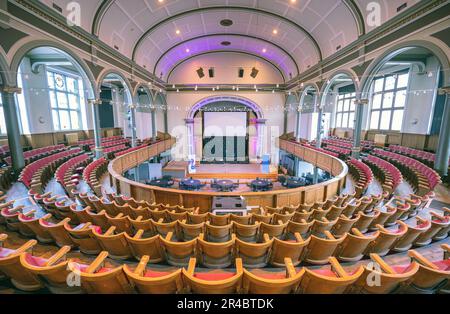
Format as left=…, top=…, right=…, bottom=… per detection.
left=320, top=70, right=360, bottom=107
left=130, top=6, right=324, bottom=62
left=187, top=95, right=264, bottom=120
left=360, top=40, right=450, bottom=99
left=167, top=50, right=287, bottom=83
left=154, top=33, right=300, bottom=77
left=10, top=40, right=97, bottom=99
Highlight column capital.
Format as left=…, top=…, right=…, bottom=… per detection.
left=255, top=119, right=267, bottom=125
left=1, top=86, right=22, bottom=94
left=438, top=87, right=450, bottom=95
left=184, top=118, right=195, bottom=124
left=354, top=99, right=369, bottom=105
left=88, top=99, right=103, bottom=105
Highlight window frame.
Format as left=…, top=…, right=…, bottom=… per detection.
left=46, top=68, right=83, bottom=132
left=369, top=69, right=410, bottom=131
left=335, top=91, right=356, bottom=129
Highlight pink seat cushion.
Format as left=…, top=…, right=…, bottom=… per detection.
left=194, top=272, right=235, bottom=281
left=90, top=225, right=102, bottom=234
left=24, top=253, right=48, bottom=267
left=144, top=270, right=173, bottom=278
left=41, top=220, right=55, bottom=227
left=253, top=272, right=287, bottom=280
left=311, top=269, right=337, bottom=277
left=392, top=264, right=415, bottom=274
left=434, top=259, right=450, bottom=271
left=0, top=248, right=14, bottom=259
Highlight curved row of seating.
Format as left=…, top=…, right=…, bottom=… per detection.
left=363, top=154, right=403, bottom=196
left=389, top=145, right=450, bottom=167
left=103, top=144, right=128, bottom=156
left=83, top=158, right=109, bottom=196
left=115, top=144, right=149, bottom=157
left=88, top=138, right=130, bottom=151
left=0, top=233, right=448, bottom=294
left=55, top=154, right=91, bottom=196
left=347, top=158, right=374, bottom=197
left=5, top=144, right=67, bottom=166
left=77, top=136, right=124, bottom=147
left=324, top=137, right=374, bottom=150
left=373, top=149, right=441, bottom=196
left=323, top=144, right=351, bottom=156
left=302, top=144, right=339, bottom=158
left=19, top=148, right=83, bottom=190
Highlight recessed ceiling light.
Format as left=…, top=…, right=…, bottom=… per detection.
left=158, top=0, right=164, bottom=3
left=185, top=48, right=190, bottom=52
left=290, top=0, right=297, bottom=3
left=220, top=19, right=233, bottom=27
left=273, top=29, right=278, bottom=35
left=175, top=29, right=181, bottom=35
left=262, top=48, right=267, bottom=53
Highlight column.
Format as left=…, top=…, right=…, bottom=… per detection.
left=315, top=103, right=323, bottom=149
left=163, top=107, right=169, bottom=134
left=151, top=109, right=157, bottom=141
left=283, top=97, right=288, bottom=135
left=255, top=119, right=267, bottom=159
left=352, top=98, right=369, bottom=159
left=1, top=86, right=25, bottom=171
left=435, top=87, right=450, bottom=176
left=295, top=106, right=302, bottom=142
left=129, top=104, right=137, bottom=148
left=293, top=157, right=299, bottom=177
left=89, top=99, right=103, bottom=159
left=185, top=119, right=195, bottom=158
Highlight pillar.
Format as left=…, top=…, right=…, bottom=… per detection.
left=185, top=118, right=195, bottom=158
left=163, top=107, right=168, bottom=134
left=130, top=104, right=137, bottom=147
left=283, top=97, right=288, bottom=135
left=89, top=99, right=103, bottom=159
left=255, top=119, right=267, bottom=159
left=435, top=87, right=450, bottom=176
left=295, top=106, right=302, bottom=142
left=151, top=109, right=157, bottom=141
left=352, top=98, right=369, bottom=159
left=1, top=86, right=25, bottom=171
left=315, top=103, right=323, bottom=149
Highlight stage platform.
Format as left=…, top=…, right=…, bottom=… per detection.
left=163, top=161, right=279, bottom=180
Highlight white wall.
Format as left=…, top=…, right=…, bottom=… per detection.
left=168, top=52, right=284, bottom=85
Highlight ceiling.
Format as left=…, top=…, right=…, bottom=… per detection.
left=40, top=0, right=421, bottom=82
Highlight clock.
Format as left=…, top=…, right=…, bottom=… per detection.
left=55, top=74, right=65, bottom=89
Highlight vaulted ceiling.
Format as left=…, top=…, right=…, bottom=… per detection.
left=40, top=0, right=421, bottom=82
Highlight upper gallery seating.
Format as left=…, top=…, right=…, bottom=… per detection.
left=82, top=158, right=109, bottom=196
left=77, top=136, right=124, bottom=147
left=389, top=145, right=450, bottom=167
left=347, top=159, right=374, bottom=197
left=372, top=149, right=441, bottom=196
left=363, top=155, right=403, bottom=196
left=5, top=144, right=67, bottom=166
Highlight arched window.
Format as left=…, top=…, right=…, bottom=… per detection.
left=369, top=71, right=410, bottom=131
left=335, top=87, right=356, bottom=129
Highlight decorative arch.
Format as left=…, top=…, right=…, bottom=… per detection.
left=0, top=49, right=12, bottom=87
left=187, top=95, right=264, bottom=120
left=154, top=92, right=167, bottom=110
left=360, top=40, right=450, bottom=98
left=96, top=69, right=133, bottom=100
left=299, top=84, right=320, bottom=109
left=319, top=69, right=360, bottom=107
left=9, top=40, right=96, bottom=99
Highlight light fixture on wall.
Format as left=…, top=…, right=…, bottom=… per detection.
left=238, top=68, right=244, bottom=78
left=250, top=67, right=259, bottom=78
left=208, top=67, right=215, bottom=78
left=196, top=68, right=205, bottom=78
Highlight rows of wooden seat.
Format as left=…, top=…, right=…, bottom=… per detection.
left=82, top=158, right=109, bottom=196
left=363, top=154, right=403, bottom=197
left=347, top=158, right=374, bottom=197
left=77, top=136, right=124, bottom=147
left=55, top=154, right=91, bottom=197
left=373, top=149, right=441, bottom=196
left=389, top=144, right=450, bottom=167
left=19, top=148, right=83, bottom=192
left=4, top=144, right=67, bottom=166
left=0, top=233, right=448, bottom=294
left=2, top=192, right=448, bottom=272
left=88, top=138, right=130, bottom=151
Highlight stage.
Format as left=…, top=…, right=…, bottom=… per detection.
left=163, top=161, right=279, bottom=180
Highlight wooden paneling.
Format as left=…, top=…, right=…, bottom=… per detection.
left=107, top=139, right=348, bottom=212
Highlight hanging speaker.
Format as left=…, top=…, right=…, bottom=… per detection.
left=250, top=67, right=259, bottom=78
left=197, top=68, right=205, bottom=78
left=238, top=68, right=244, bottom=78
left=208, top=68, right=215, bottom=78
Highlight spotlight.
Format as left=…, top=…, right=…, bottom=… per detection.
left=238, top=68, right=244, bottom=78
left=208, top=67, right=215, bottom=78
left=250, top=67, right=259, bottom=78
left=196, top=67, right=205, bottom=78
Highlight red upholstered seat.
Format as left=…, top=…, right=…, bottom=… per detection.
left=194, top=272, right=235, bottom=281
left=392, top=264, right=415, bottom=274
left=23, top=253, right=48, bottom=267
left=72, top=263, right=111, bottom=274
left=433, top=259, right=450, bottom=271
left=0, top=248, right=14, bottom=258
left=251, top=272, right=287, bottom=280
left=144, top=270, right=173, bottom=278
left=311, top=269, right=337, bottom=277
left=40, top=220, right=55, bottom=227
